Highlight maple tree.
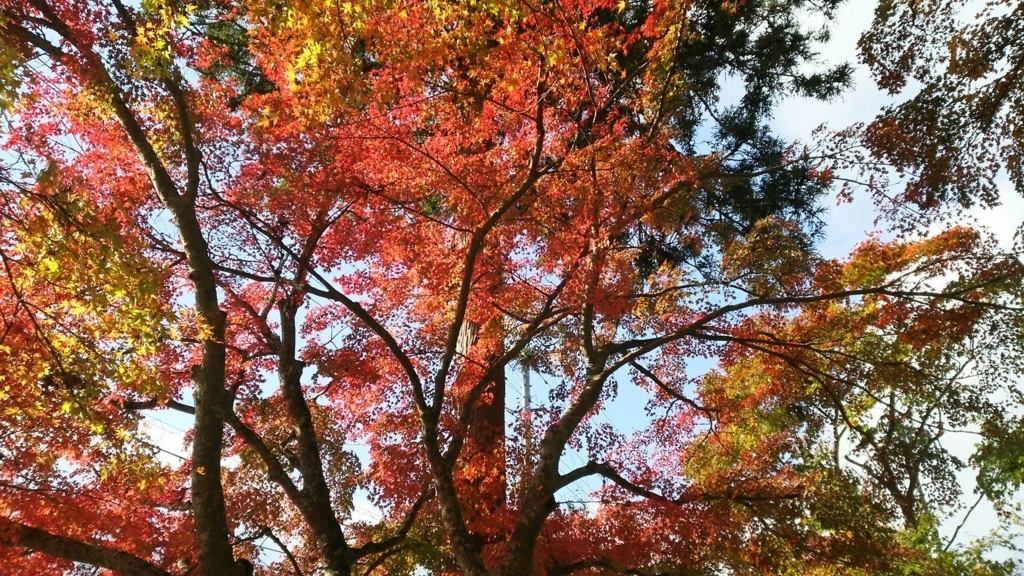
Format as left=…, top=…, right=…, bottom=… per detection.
left=833, top=0, right=1024, bottom=220
left=0, top=0, right=1022, bottom=575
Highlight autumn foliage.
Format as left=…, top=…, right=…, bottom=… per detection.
left=0, top=0, right=1022, bottom=575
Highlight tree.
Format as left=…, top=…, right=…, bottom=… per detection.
left=834, top=0, right=1024, bottom=220
left=0, top=0, right=1020, bottom=575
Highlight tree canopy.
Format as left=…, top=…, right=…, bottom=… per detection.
left=0, top=0, right=1021, bottom=574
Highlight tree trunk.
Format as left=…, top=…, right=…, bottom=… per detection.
left=455, top=321, right=506, bottom=553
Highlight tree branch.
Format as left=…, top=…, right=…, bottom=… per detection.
left=558, top=461, right=803, bottom=504
left=223, top=412, right=304, bottom=505
left=432, top=60, right=553, bottom=415
left=120, top=398, right=196, bottom=415
left=0, top=517, right=170, bottom=576
left=629, top=360, right=718, bottom=415
left=355, top=487, right=433, bottom=558
left=260, top=527, right=305, bottom=576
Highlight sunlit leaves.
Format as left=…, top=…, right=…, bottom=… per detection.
left=0, top=0, right=1021, bottom=574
